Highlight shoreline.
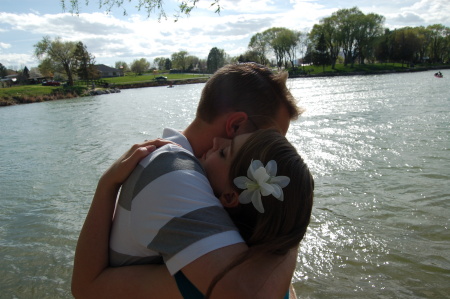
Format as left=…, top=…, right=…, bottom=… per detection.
left=1, top=66, right=447, bottom=106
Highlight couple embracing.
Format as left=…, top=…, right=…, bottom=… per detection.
left=72, top=63, right=314, bottom=299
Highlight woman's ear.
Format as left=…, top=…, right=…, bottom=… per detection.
left=225, top=112, right=248, bottom=138
left=219, top=191, right=240, bottom=208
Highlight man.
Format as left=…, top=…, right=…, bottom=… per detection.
left=72, top=63, right=302, bottom=298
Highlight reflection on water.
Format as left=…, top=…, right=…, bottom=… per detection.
left=0, top=71, right=449, bottom=298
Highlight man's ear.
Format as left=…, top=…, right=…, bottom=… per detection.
left=225, top=112, right=248, bottom=138
left=219, top=191, right=240, bottom=208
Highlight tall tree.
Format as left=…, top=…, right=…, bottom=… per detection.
left=334, top=7, right=364, bottom=67
left=248, top=32, right=270, bottom=65
left=115, top=61, right=129, bottom=72
left=152, top=57, right=166, bottom=70
left=355, top=13, right=385, bottom=64
left=314, top=33, right=329, bottom=71
left=34, top=36, right=78, bottom=86
left=206, top=47, right=226, bottom=73
left=130, top=58, right=150, bottom=75
left=428, top=24, right=448, bottom=63
left=0, top=63, right=7, bottom=78
left=23, top=66, right=30, bottom=79
left=310, top=20, right=340, bottom=69
left=164, top=58, right=172, bottom=71
left=74, top=42, right=98, bottom=81
left=171, top=51, right=189, bottom=71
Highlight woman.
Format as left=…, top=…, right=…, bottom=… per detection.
left=73, top=129, right=313, bottom=298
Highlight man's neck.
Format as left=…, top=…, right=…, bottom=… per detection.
left=183, top=117, right=227, bottom=158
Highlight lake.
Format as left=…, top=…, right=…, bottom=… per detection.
left=0, top=70, right=448, bottom=298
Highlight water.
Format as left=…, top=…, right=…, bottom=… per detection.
left=1, top=71, right=449, bottom=298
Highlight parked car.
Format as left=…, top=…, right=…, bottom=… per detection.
left=154, top=76, right=168, bottom=82
left=42, top=80, right=61, bottom=86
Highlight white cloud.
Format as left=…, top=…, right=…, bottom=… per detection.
left=0, top=53, right=37, bottom=69
left=0, top=1, right=449, bottom=68
left=0, top=42, right=12, bottom=49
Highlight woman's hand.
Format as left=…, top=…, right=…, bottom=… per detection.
left=99, top=139, right=177, bottom=190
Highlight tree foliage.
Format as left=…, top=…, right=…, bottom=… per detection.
left=171, top=51, right=189, bottom=71
left=130, top=58, right=150, bottom=74
left=206, top=47, right=226, bottom=73
left=153, top=57, right=166, bottom=70
left=34, top=36, right=78, bottom=85
left=164, top=58, right=172, bottom=70
left=60, top=0, right=221, bottom=20
left=308, top=7, right=385, bottom=69
left=0, top=63, right=8, bottom=78
left=115, top=61, right=130, bottom=71
left=74, top=42, right=99, bottom=80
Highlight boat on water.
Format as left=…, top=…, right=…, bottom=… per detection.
left=434, top=72, right=443, bottom=78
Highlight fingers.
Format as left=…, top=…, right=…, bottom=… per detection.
left=142, top=138, right=179, bottom=148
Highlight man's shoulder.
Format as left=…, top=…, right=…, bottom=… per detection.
left=147, top=145, right=205, bottom=177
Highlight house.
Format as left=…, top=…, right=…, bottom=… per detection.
left=95, top=64, right=123, bottom=78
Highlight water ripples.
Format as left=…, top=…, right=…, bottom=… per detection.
left=1, top=71, right=449, bottom=298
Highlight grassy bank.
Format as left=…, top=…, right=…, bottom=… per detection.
left=1, top=64, right=447, bottom=106
left=290, top=62, right=449, bottom=77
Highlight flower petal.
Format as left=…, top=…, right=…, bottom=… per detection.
left=250, top=190, right=265, bottom=213
left=248, top=160, right=263, bottom=180
left=233, top=176, right=251, bottom=189
left=270, top=176, right=290, bottom=188
left=265, top=160, right=277, bottom=177
left=271, top=184, right=283, bottom=200
left=253, top=167, right=270, bottom=184
left=259, top=182, right=274, bottom=196
left=238, top=189, right=254, bottom=204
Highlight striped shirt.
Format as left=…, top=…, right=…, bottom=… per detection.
left=109, top=128, right=244, bottom=274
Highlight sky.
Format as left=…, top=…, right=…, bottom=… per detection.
left=1, top=0, right=449, bottom=70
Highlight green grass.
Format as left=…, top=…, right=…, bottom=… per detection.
left=295, top=62, right=439, bottom=75
left=102, top=73, right=208, bottom=84
left=0, top=85, right=60, bottom=98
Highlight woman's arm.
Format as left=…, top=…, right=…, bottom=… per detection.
left=72, top=141, right=182, bottom=299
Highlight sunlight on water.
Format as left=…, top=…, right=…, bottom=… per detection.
left=0, top=71, right=449, bottom=298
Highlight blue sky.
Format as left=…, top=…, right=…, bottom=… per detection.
left=1, top=0, right=449, bottom=69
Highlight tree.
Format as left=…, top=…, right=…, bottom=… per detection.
left=38, top=58, right=57, bottom=78
left=391, top=27, right=421, bottom=66
left=34, top=36, right=78, bottom=85
left=23, top=66, right=30, bottom=79
left=164, top=58, right=172, bottom=70
left=248, top=32, right=270, bottom=65
left=0, top=63, right=7, bottom=78
left=61, top=0, right=222, bottom=20
left=115, top=61, right=129, bottom=72
left=171, top=51, right=189, bottom=71
left=206, top=47, right=226, bottom=73
left=74, top=42, right=99, bottom=81
left=355, top=13, right=385, bottom=64
left=261, top=27, right=299, bottom=68
left=428, top=24, right=448, bottom=63
left=130, top=58, right=150, bottom=75
left=314, top=33, right=329, bottom=71
left=310, top=16, right=341, bottom=69
left=186, top=55, right=200, bottom=72
left=153, top=57, right=166, bottom=70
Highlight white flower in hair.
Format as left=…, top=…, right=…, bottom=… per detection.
left=233, top=160, right=290, bottom=213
